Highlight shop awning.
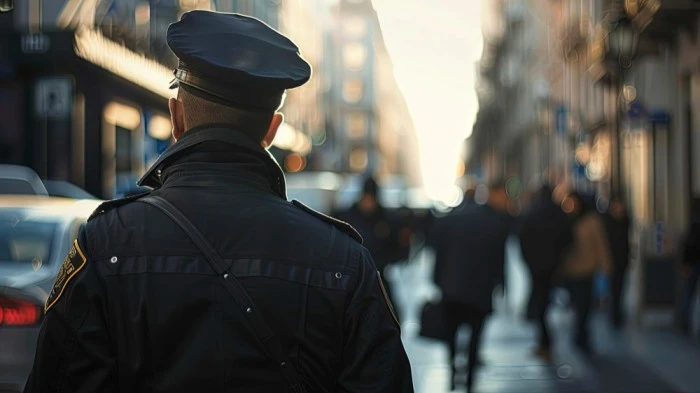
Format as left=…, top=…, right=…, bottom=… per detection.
left=73, top=27, right=175, bottom=100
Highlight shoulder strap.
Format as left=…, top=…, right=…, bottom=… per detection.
left=139, top=196, right=307, bottom=393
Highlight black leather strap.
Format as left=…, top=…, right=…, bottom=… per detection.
left=139, top=196, right=306, bottom=392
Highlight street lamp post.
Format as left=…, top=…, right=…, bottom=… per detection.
left=0, top=0, right=13, bottom=12
left=607, top=16, right=639, bottom=69
left=537, top=99, right=552, bottom=176
left=606, top=15, right=639, bottom=194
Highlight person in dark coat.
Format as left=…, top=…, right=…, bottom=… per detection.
left=332, top=176, right=402, bottom=316
left=432, top=180, right=512, bottom=393
left=461, top=186, right=477, bottom=208
left=24, top=11, right=413, bottom=393
left=603, top=194, right=631, bottom=329
left=680, top=197, right=700, bottom=336
left=427, top=186, right=479, bottom=297
left=516, top=183, right=573, bottom=361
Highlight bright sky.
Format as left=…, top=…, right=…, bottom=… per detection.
left=373, top=0, right=483, bottom=204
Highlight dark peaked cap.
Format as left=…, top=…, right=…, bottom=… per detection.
left=167, top=10, right=312, bottom=111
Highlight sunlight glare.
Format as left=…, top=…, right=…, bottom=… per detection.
left=374, top=0, right=483, bottom=205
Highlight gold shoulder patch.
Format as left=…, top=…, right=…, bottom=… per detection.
left=376, top=271, right=400, bottom=327
left=45, top=240, right=87, bottom=313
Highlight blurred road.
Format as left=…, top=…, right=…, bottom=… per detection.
left=392, top=238, right=700, bottom=393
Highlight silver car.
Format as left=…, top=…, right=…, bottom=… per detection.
left=0, top=196, right=101, bottom=393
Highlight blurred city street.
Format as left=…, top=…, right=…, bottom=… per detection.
left=2, top=0, right=700, bottom=391
left=392, top=239, right=700, bottom=393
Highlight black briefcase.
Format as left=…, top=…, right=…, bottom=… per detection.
left=419, top=300, right=449, bottom=342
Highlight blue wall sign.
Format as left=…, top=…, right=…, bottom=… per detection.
left=654, top=221, right=664, bottom=255
left=626, top=100, right=647, bottom=120
left=555, top=106, right=568, bottom=135
left=649, top=110, right=670, bottom=126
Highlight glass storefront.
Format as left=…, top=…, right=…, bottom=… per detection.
left=621, top=113, right=673, bottom=257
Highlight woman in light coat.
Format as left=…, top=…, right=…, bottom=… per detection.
left=560, top=192, right=613, bottom=354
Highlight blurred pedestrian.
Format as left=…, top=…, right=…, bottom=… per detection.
left=516, top=181, right=573, bottom=362
left=391, top=205, right=417, bottom=265
left=462, top=186, right=477, bottom=208
left=426, top=185, right=479, bottom=305
left=603, top=194, right=631, bottom=329
left=680, top=197, right=700, bottom=336
left=333, top=176, right=403, bottom=317
left=559, top=192, right=613, bottom=354
left=432, top=179, right=511, bottom=392
left=24, top=11, right=413, bottom=393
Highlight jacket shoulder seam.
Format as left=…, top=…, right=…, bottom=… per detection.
left=290, top=200, right=363, bottom=244
left=88, top=192, right=151, bottom=221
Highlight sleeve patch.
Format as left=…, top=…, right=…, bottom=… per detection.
left=45, top=240, right=88, bottom=313
left=376, top=271, right=400, bottom=327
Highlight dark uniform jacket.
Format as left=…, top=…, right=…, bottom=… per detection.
left=24, top=127, right=413, bottom=393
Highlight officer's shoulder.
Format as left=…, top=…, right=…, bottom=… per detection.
left=88, top=191, right=152, bottom=222
left=290, top=200, right=363, bottom=244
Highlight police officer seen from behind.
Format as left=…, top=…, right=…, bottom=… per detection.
left=25, top=11, right=413, bottom=393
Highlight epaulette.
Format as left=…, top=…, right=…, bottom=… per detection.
left=88, top=191, right=151, bottom=221
left=291, top=200, right=363, bottom=244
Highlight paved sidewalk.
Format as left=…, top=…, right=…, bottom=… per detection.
left=392, top=242, right=700, bottom=393
left=402, top=312, right=592, bottom=393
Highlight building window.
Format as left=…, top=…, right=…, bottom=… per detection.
left=349, top=148, right=368, bottom=172
left=178, top=0, right=213, bottom=11
left=104, top=101, right=141, bottom=130
left=343, top=16, right=366, bottom=38
left=343, top=79, right=363, bottom=103
left=102, top=101, right=143, bottom=198
left=115, top=126, right=133, bottom=174
left=135, top=2, right=150, bottom=25
left=343, top=42, right=367, bottom=71
left=0, top=83, right=23, bottom=164
left=347, top=112, right=366, bottom=139
left=147, top=113, right=172, bottom=141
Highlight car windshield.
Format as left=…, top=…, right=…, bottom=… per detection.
left=0, top=216, right=58, bottom=268
left=0, top=179, right=41, bottom=195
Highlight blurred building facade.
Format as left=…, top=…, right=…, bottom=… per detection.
left=468, top=0, right=699, bottom=327
left=272, top=0, right=324, bottom=173
left=0, top=0, right=421, bottom=199
left=0, top=0, right=176, bottom=199
left=315, top=0, right=421, bottom=187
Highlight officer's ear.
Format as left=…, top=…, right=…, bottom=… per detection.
left=169, top=97, right=186, bottom=140
left=261, top=113, right=284, bottom=149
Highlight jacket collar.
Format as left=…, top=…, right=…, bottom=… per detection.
left=137, top=125, right=287, bottom=199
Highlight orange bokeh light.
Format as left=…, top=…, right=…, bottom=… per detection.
left=284, top=154, right=306, bottom=173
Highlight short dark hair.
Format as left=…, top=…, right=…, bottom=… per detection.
left=179, top=86, right=274, bottom=141
left=464, top=187, right=476, bottom=200
left=362, top=176, right=379, bottom=197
